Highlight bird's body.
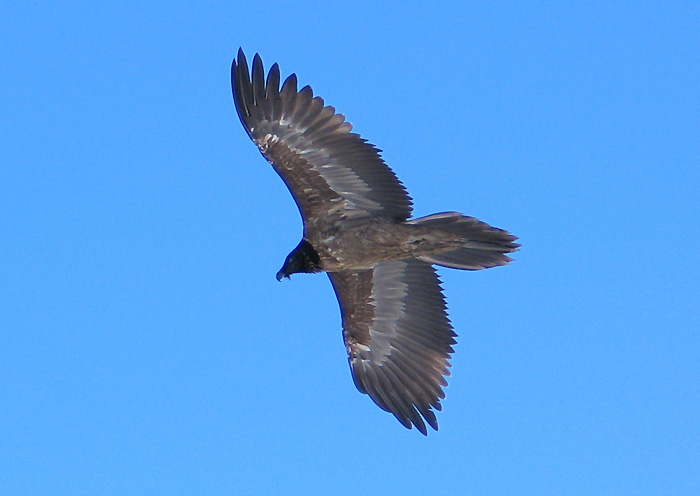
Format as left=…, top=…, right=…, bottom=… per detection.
left=231, top=49, right=519, bottom=434
left=293, top=214, right=512, bottom=273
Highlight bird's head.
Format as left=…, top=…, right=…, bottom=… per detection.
left=276, top=239, right=322, bottom=281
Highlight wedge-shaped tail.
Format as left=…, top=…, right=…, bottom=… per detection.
left=408, top=212, right=519, bottom=270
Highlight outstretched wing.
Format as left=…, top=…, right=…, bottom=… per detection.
left=231, top=49, right=413, bottom=230
left=328, top=259, right=456, bottom=435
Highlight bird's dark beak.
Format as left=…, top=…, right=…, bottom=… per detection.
left=276, top=269, right=289, bottom=282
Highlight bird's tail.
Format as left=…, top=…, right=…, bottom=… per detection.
left=408, top=212, right=519, bottom=270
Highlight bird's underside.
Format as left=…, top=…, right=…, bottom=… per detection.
left=232, top=48, right=519, bottom=435
left=305, top=213, right=518, bottom=273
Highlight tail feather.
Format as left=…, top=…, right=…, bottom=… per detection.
left=408, top=212, right=519, bottom=270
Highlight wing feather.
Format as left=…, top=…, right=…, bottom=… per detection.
left=328, top=258, right=456, bottom=434
left=232, top=48, right=413, bottom=228
left=265, top=64, right=282, bottom=120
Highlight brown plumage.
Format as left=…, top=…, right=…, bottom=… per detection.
left=231, top=48, right=519, bottom=434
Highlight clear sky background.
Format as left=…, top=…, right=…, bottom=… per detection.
left=2, top=2, right=698, bottom=495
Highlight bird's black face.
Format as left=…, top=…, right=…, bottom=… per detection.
left=276, top=239, right=322, bottom=281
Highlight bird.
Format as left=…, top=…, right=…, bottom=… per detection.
left=231, top=48, right=519, bottom=435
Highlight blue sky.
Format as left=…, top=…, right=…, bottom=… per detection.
left=2, top=1, right=698, bottom=494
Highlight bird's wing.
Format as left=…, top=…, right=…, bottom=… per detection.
left=328, top=258, right=456, bottom=434
left=232, top=49, right=413, bottom=229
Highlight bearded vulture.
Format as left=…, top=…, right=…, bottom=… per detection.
left=231, top=48, right=519, bottom=434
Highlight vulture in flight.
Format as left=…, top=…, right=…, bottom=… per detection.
left=231, top=49, right=519, bottom=435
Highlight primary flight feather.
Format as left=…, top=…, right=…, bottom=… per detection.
left=231, top=48, right=518, bottom=434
